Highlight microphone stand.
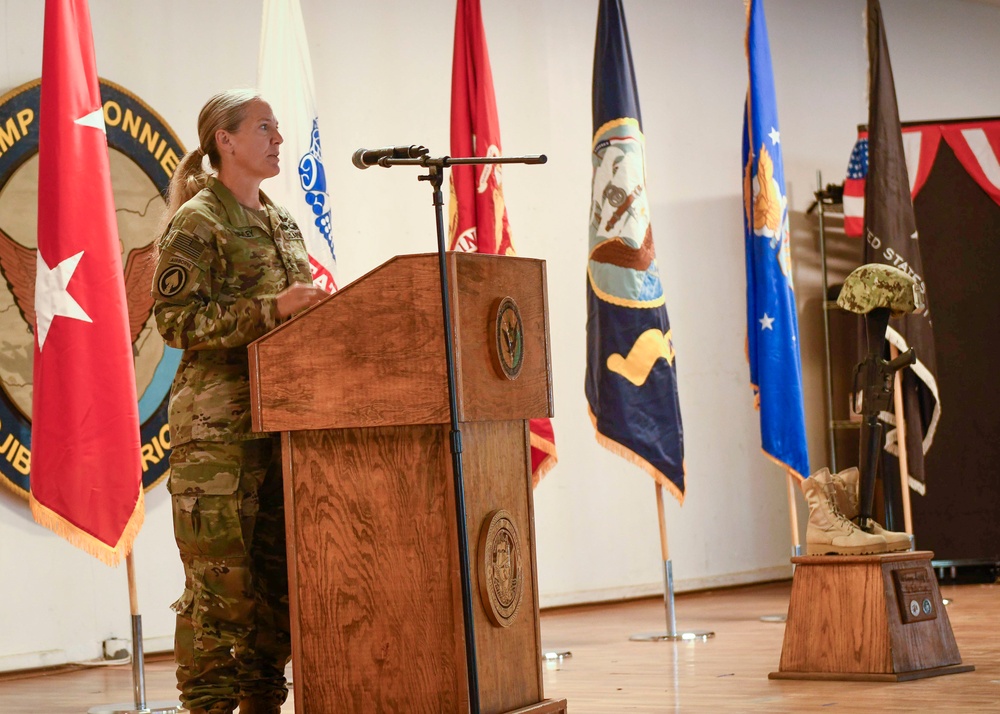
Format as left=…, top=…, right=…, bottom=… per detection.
left=357, top=151, right=546, bottom=714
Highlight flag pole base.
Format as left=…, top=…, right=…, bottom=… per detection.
left=630, top=559, right=715, bottom=642
left=87, top=613, right=182, bottom=714
left=542, top=649, right=573, bottom=662
left=87, top=703, right=181, bottom=714
left=629, top=631, right=714, bottom=642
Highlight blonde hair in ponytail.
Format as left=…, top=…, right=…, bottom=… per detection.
left=160, top=89, right=262, bottom=226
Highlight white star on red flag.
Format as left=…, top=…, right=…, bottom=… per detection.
left=73, top=106, right=106, bottom=133
left=35, top=250, right=92, bottom=349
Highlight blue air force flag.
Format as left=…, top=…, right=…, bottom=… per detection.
left=258, top=0, right=338, bottom=292
left=742, top=0, right=809, bottom=479
left=586, top=0, right=685, bottom=502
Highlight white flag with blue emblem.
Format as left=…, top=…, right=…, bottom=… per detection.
left=258, top=0, right=338, bottom=292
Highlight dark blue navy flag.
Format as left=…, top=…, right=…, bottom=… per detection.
left=742, top=0, right=810, bottom=479
left=586, top=0, right=685, bottom=502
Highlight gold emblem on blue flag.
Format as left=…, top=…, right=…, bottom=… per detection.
left=742, top=0, right=809, bottom=478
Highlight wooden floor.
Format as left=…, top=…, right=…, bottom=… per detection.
left=1, top=580, right=996, bottom=713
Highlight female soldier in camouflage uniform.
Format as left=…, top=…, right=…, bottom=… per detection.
left=152, top=90, right=327, bottom=714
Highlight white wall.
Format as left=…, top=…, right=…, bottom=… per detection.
left=0, top=0, right=997, bottom=669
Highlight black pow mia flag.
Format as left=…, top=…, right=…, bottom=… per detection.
left=862, top=0, right=940, bottom=496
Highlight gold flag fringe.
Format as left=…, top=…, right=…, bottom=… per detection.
left=529, top=431, right=558, bottom=488
left=29, top=488, right=145, bottom=567
left=763, top=448, right=805, bottom=482
left=748, top=378, right=808, bottom=482
left=588, top=407, right=685, bottom=505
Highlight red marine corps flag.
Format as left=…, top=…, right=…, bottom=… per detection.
left=30, top=0, right=143, bottom=564
left=449, top=0, right=557, bottom=484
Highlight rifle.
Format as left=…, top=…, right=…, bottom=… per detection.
left=851, top=305, right=915, bottom=532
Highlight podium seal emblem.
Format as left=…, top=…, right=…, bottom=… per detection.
left=492, top=296, right=524, bottom=380
left=477, top=509, right=524, bottom=628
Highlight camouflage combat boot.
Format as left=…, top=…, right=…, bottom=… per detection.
left=831, top=467, right=912, bottom=552
left=801, top=468, right=888, bottom=555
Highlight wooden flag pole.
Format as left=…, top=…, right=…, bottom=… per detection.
left=653, top=483, right=677, bottom=636
left=654, top=483, right=677, bottom=636
left=785, top=471, right=801, bottom=556
left=88, top=553, right=180, bottom=714
left=127, top=552, right=140, bottom=617
left=125, top=553, right=146, bottom=710
left=629, top=483, right=713, bottom=642
left=758, top=471, right=804, bottom=625
left=890, top=344, right=914, bottom=534
left=655, top=482, right=670, bottom=563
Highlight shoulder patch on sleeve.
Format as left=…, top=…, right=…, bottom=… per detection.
left=168, top=233, right=208, bottom=264
left=156, top=263, right=191, bottom=298
left=153, top=226, right=211, bottom=304
left=175, top=213, right=216, bottom=243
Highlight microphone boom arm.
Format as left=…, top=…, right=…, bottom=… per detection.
left=362, top=153, right=548, bottom=169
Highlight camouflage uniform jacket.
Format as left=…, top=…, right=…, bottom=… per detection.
left=152, top=176, right=312, bottom=446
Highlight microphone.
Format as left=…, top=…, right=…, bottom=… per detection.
left=352, top=145, right=429, bottom=169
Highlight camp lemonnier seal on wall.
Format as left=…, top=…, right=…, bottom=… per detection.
left=477, top=509, right=524, bottom=628
left=492, top=296, right=524, bottom=380
left=0, top=77, right=185, bottom=499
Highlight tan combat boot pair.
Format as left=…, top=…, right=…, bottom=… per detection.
left=829, top=466, right=912, bottom=552
left=800, top=467, right=911, bottom=555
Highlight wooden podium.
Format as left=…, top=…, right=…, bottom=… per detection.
left=248, top=253, right=567, bottom=714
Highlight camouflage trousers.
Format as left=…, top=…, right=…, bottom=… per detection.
left=168, top=437, right=290, bottom=713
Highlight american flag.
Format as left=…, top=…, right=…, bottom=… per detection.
left=843, top=136, right=868, bottom=237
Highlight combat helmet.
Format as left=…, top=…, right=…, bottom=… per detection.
left=836, top=263, right=924, bottom=318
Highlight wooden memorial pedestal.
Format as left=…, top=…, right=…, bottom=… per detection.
left=248, top=253, right=567, bottom=714
left=770, top=550, right=974, bottom=681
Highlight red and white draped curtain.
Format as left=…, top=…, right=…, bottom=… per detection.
left=844, top=118, right=1000, bottom=236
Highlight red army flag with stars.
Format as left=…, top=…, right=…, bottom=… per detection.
left=30, top=0, right=144, bottom=565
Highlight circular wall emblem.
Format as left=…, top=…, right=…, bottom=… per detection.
left=492, top=296, right=524, bottom=380
left=477, top=509, right=524, bottom=628
left=0, top=78, right=185, bottom=498
left=909, top=600, right=920, bottom=617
